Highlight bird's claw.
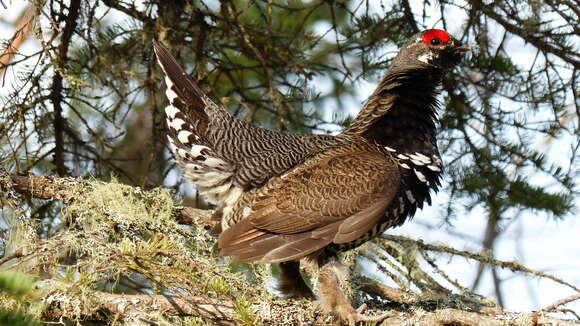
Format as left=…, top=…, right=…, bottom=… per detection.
left=337, top=303, right=392, bottom=326
left=345, top=304, right=393, bottom=326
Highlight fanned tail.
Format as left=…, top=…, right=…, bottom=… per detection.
left=154, top=41, right=239, bottom=204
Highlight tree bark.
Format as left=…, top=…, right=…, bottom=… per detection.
left=39, top=290, right=579, bottom=326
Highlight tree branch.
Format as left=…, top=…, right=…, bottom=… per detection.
left=0, top=4, right=35, bottom=80
left=101, top=0, right=152, bottom=23
left=1, top=172, right=215, bottom=228
left=42, top=291, right=238, bottom=324
left=543, top=294, right=580, bottom=312
left=380, top=234, right=580, bottom=293
left=50, top=0, right=81, bottom=176
left=2, top=172, right=578, bottom=325
left=39, top=290, right=580, bottom=326
left=401, top=0, right=419, bottom=33
left=471, top=0, right=580, bottom=69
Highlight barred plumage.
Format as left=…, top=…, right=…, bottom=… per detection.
left=153, top=29, right=467, bottom=324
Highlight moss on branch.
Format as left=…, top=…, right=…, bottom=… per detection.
left=0, top=172, right=578, bottom=325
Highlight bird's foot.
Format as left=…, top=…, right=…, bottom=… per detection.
left=317, top=259, right=393, bottom=325
left=354, top=304, right=393, bottom=324
left=327, top=302, right=392, bottom=326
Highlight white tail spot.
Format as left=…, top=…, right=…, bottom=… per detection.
left=410, top=159, right=426, bottom=166
left=412, top=152, right=431, bottom=162
left=164, top=76, right=174, bottom=89
left=190, top=144, right=210, bottom=157
left=166, top=88, right=179, bottom=103
left=165, top=105, right=179, bottom=119
left=177, top=148, right=188, bottom=159
left=177, top=130, right=193, bottom=144
left=169, top=118, right=186, bottom=131
left=204, top=157, right=226, bottom=168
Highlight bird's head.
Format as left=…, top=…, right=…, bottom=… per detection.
left=391, top=29, right=469, bottom=70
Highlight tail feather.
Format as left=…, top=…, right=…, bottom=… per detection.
left=153, top=42, right=212, bottom=142
left=153, top=41, right=209, bottom=122
left=154, top=41, right=239, bottom=205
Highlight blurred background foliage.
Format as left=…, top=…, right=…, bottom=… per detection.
left=0, top=0, right=578, bottom=321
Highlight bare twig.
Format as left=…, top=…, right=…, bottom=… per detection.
left=379, top=234, right=580, bottom=293
left=472, top=0, right=580, bottom=68
left=357, top=275, right=418, bottom=304
left=542, top=294, right=580, bottom=312
left=0, top=249, right=23, bottom=266
left=0, top=4, right=36, bottom=80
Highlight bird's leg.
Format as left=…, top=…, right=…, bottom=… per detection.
left=276, top=261, right=315, bottom=299
left=317, top=259, right=392, bottom=325
left=317, top=260, right=360, bottom=323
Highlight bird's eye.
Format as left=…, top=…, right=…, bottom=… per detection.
left=423, top=29, right=450, bottom=46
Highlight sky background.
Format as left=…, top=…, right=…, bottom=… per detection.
left=0, top=0, right=578, bottom=316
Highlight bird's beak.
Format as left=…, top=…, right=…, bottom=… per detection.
left=456, top=45, right=470, bottom=52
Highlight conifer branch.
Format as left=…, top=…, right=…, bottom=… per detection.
left=1, top=172, right=578, bottom=324
left=37, top=290, right=580, bottom=326
left=1, top=172, right=214, bottom=227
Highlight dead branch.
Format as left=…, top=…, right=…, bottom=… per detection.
left=380, top=234, right=580, bottom=293
left=42, top=291, right=238, bottom=324
left=384, top=308, right=579, bottom=326
left=543, top=294, right=580, bottom=312
left=0, top=4, right=35, bottom=78
left=357, top=275, right=419, bottom=304
left=38, top=290, right=580, bottom=326
left=1, top=172, right=215, bottom=228
left=0, top=249, right=23, bottom=265
left=5, top=173, right=80, bottom=202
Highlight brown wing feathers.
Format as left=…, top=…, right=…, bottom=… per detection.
left=220, top=219, right=340, bottom=263
left=218, top=144, right=400, bottom=263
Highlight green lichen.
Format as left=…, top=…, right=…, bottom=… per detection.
left=1, top=177, right=573, bottom=325
left=234, top=296, right=256, bottom=325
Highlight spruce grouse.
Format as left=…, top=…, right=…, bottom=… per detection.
left=154, top=29, right=468, bottom=324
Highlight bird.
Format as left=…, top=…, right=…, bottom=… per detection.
left=153, top=29, right=468, bottom=324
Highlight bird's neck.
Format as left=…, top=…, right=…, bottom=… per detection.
left=344, top=66, right=443, bottom=158
left=343, top=65, right=445, bottom=223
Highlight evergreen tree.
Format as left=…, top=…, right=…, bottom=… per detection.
left=0, top=1, right=577, bottom=324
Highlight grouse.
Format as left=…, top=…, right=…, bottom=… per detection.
left=154, top=29, right=468, bottom=324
